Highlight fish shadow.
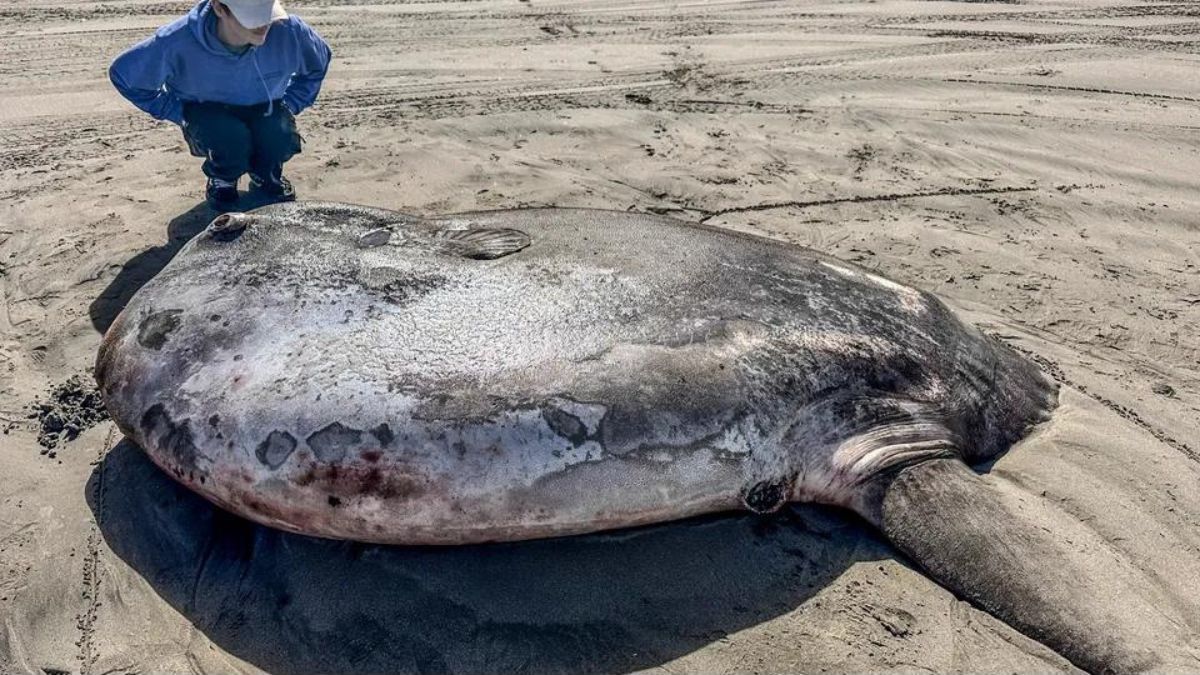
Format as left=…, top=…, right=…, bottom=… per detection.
left=89, top=440, right=888, bottom=674
left=89, top=193, right=284, bottom=334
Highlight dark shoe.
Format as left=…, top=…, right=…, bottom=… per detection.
left=249, top=174, right=296, bottom=202
left=205, top=177, right=239, bottom=210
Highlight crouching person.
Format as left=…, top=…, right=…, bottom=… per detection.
left=109, top=0, right=331, bottom=210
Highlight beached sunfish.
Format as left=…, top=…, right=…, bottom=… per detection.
left=96, top=202, right=1192, bottom=673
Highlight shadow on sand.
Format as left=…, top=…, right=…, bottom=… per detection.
left=89, top=440, right=889, bottom=674
left=89, top=192, right=282, bottom=334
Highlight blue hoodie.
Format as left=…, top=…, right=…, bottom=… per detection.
left=109, top=0, right=331, bottom=125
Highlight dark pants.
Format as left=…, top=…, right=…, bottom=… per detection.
left=181, top=100, right=302, bottom=183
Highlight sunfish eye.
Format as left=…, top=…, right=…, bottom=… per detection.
left=209, top=213, right=250, bottom=242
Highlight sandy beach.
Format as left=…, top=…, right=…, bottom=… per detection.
left=2, top=0, right=1199, bottom=672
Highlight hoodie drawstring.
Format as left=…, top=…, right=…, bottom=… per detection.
left=252, top=49, right=274, bottom=117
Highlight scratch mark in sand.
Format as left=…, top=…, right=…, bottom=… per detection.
left=77, top=426, right=116, bottom=675
left=942, top=79, right=1200, bottom=104
left=697, top=186, right=1036, bottom=223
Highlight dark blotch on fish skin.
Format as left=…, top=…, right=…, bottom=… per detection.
left=294, top=463, right=425, bottom=501
left=256, top=430, right=298, bottom=469
left=359, top=466, right=418, bottom=499
left=377, top=274, right=448, bottom=306
left=542, top=407, right=590, bottom=447
left=137, top=310, right=184, bottom=350
left=307, top=422, right=363, bottom=462
left=742, top=477, right=792, bottom=515
left=328, top=496, right=342, bottom=507
left=140, top=404, right=199, bottom=473
left=371, top=423, right=394, bottom=447
left=596, top=406, right=656, bottom=455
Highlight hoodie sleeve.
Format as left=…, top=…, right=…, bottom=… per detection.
left=282, top=18, right=332, bottom=115
left=109, top=33, right=185, bottom=125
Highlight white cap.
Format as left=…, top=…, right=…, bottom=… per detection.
left=220, top=0, right=287, bottom=29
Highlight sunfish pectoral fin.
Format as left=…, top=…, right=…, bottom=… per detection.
left=855, top=457, right=1198, bottom=674
left=432, top=228, right=531, bottom=260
